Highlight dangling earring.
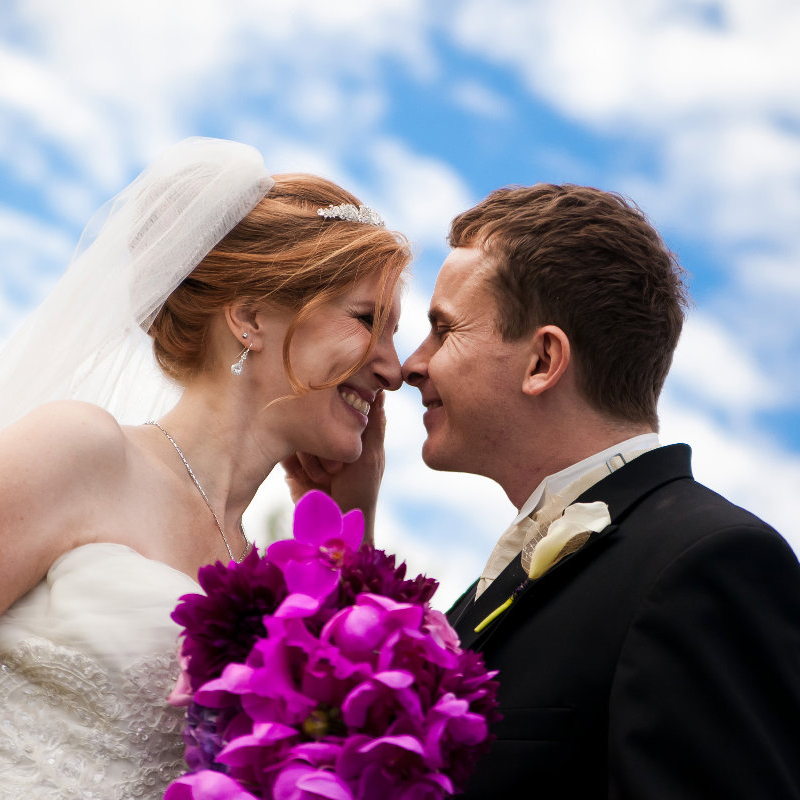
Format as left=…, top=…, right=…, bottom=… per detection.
left=231, top=333, right=250, bottom=376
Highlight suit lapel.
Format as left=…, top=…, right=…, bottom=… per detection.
left=451, top=444, right=694, bottom=652
left=456, top=524, right=618, bottom=651
left=574, top=443, right=692, bottom=522
left=452, top=557, right=527, bottom=648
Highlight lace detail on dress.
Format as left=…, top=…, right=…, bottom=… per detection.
left=0, top=639, right=186, bottom=799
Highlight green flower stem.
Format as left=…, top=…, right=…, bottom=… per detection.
left=474, top=596, right=514, bottom=633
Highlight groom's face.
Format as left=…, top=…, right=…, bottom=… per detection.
left=402, top=247, right=531, bottom=480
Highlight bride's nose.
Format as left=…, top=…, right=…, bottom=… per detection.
left=372, top=339, right=403, bottom=391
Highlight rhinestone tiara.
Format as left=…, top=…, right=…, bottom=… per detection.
left=317, top=203, right=385, bottom=227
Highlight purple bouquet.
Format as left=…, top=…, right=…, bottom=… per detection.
left=164, top=491, right=499, bottom=800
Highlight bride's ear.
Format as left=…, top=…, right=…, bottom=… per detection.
left=224, top=302, right=264, bottom=352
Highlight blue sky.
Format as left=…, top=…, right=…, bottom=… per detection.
left=2, top=0, right=799, bottom=608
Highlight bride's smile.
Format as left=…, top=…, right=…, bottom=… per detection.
left=271, top=269, right=402, bottom=463
left=338, top=387, right=372, bottom=419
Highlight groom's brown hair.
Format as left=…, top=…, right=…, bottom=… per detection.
left=449, top=184, right=688, bottom=429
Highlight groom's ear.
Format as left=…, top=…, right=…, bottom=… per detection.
left=521, top=325, right=570, bottom=396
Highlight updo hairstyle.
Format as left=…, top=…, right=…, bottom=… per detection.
left=148, top=174, right=411, bottom=392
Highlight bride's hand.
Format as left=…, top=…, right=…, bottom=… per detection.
left=281, top=393, right=386, bottom=545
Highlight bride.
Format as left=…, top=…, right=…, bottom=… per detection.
left=0, top=138, right=409, bottom=798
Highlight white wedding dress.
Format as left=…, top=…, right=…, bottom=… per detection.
left=0, top=542, right=199, bottom=799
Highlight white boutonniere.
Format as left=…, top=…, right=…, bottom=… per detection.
left=526, top=501, right=611, bottom=580
left=474, top=501, right=611, bottom=633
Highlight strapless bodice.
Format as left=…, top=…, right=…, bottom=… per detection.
left=0, top=543, right=199, bottom=799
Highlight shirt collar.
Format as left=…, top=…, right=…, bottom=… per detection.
left=513, top=432, right=661, bottom=523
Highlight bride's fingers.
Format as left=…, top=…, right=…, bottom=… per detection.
left=281, top=453, right=302, bottom=478
left=366, top=391, right=386, bottom=435
left=360, top=392, right=387, bottom=464
left=295, top=452, right=335, bottom=484
left=281, top=454, right=310, bottom=502
left=317, top=457, right=344, bottom=475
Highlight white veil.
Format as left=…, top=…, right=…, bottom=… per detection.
left=0, top=137, right=274, bottom=430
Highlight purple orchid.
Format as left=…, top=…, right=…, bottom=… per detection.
left=164, top=769, right=260, bottom=800
left=267, top=491, right=364, bottom=601
left=165, top=490, right=499, bottom=799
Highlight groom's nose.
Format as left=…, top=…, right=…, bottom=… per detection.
left=401, top=340, right=430, bottom=388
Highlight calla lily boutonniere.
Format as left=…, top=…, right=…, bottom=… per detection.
left=526, top=501, right=611, bottom=579
left=474, top=501, right=611, bottom=633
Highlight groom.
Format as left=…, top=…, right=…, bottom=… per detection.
left=401, top=184, right=800, bottom=798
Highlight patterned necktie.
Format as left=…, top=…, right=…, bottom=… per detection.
left=475, top=488, right=572, bottom=599
left=518, top=489, right=592, bottom=575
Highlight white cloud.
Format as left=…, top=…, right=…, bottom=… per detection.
left=0, top=0, right=438, bottom=227
left=668, top=313, right=783, bottom=415
left=624, top=120, right=800, bottom=250
left=366, top=137, right=475, bottom=248
left=660, top=396, right=800, bottom=555
left=736, top=247, right=800, bottom=297
left=0, top=45, right=127, bottom=198
left=395, top=277, right=435, bottom=360
left=451, top=0, right=800, bottom=129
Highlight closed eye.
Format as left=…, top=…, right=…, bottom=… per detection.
left=428, top=309, right=450, bottom=340
left=357, top=313, right=375, bottom=330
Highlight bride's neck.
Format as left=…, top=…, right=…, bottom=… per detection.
left=153, top=385, right=282, bottom=527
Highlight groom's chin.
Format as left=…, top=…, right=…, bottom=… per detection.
left=420, top=439, right=455, bottom=473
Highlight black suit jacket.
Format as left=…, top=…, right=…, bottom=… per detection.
left=449, top=445, right=800, bottom=799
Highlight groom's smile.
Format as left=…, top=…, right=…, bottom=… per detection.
left=402, top=246, right=531, bottom=483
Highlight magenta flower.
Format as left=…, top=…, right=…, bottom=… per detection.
left=271, top=744, right=351, bottom=800
left=168, top=651, right=194, bottom=707
left=273, top=765, right=352, bottom=800
left=166, top=490, right=499, bottom=799
left=164, top=769, right=260, bottom=800
left=422, top=609, right=462, bottom=654
left=181, top=701, right=244, bottom=773
left=268, top=491, right=364, bottom=601
left=322, top=594, right=424, bottom=664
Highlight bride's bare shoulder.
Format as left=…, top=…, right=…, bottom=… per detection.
left=0, top=402, right=132, bottom=614
left=20, top=398, right=123, bottom=429
left=0, top=400, right=129, bottom=477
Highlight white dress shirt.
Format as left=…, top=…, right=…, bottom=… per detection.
left=475, top=433, right=660, bottom=598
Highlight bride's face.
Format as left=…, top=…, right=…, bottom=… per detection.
left=275, top=270, right=403, bottom=462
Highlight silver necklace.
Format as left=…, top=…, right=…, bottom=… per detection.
left=146, top=420, right=250, bottom=563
